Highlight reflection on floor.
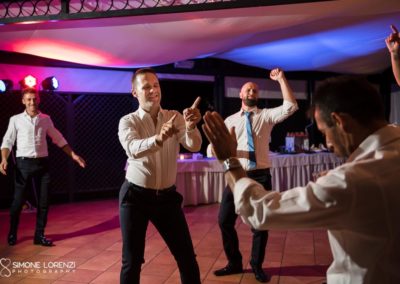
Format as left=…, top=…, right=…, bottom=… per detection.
left=0, top=200, right=332, bottom=283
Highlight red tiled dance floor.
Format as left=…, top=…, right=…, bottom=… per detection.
left=0, top=200, right=331, bottom=283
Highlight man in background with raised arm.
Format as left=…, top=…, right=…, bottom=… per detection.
left=213, top=68, right=298, bottom=282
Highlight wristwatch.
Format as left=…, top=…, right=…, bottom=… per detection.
left=223, top=157, right=242, bottom=172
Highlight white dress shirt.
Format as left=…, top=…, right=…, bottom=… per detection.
left=225, top=100, right=298, bottom=171
left=1, top=111, right=68, bottom=158
left=118, top=107, right=202, bottom=190
left=233, top=125, right=400, bottom=284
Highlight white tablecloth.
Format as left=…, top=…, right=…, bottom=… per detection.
left=269, top=152, right=345, bottom=191
left=176, top=153, right=345, bottom=206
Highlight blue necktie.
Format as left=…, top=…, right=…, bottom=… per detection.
left=245, top=111, right=256, bottom=169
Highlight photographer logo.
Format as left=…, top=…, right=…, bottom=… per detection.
left=0, top=258, right=12, bottom=278
left=0, top=258, right=75, bottom=277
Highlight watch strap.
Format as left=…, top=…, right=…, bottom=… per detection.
left=223, top=157, right=242, bottom=172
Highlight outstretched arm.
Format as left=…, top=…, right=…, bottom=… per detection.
left=61, top=145, right=86, bottom=168
left=155, top=114, right=178, bottom=146
left=386, top=24, right=400, bottom=86
left=269, top=68, right=297, bottom=104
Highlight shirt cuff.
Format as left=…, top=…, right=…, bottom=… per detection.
left=233, top=178, right=257, bottom=206
left=186, top=125, right=196, bottom=132
left=283, top=100, right=299, bottom=111
left=1, top=143, right=13, bottom=151
left=151, top=135, right=162, bottom=148
left=57, top=142, right=68, bottom=148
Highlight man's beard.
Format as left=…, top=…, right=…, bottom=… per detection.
left=244, top=98, right=257, bottom=107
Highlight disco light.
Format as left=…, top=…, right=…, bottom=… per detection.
left=42, top=76, right=59, bottom=91
left=20, top=75, right=37, bottom=88
left=0, top=79, right=13, bottom=93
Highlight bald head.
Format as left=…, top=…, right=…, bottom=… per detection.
left=240, top=82, right=259, bottom=108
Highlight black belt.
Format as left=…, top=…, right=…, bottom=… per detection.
left=126, top=180, right=176, bottom=195
left=17, top=157, right=48, bottom=160
left=246, top=168, right=270, bottom=176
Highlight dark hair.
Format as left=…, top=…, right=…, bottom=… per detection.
left=21, top=87, right=38, bottom=98
left=131, top=68, right=157, bottom=89
left=313, top=76, right=385, bottom=127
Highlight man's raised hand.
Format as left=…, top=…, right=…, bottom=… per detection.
left=183, top=96, right=201, bottom=130
left=156, top=113, right=178, bottom=145
left=386, top=24, right=400, bottom=53
left=269, top=68, right=284, bottom=81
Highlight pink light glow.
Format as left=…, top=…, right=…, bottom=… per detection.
left=11, top=39, right=126, bottom=66
left=23, top=75, right=37, bottom=88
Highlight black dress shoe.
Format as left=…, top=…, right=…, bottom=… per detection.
left=214, top=264, right=243, bottom=276
left=33, top=235, right=54, bottom=246
left=7, top=234, right=17, bottom=246
left=250, top=264, right=269, bottom=283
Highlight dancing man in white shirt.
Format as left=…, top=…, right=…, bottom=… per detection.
left=118, top=68, right=202, bottom=284
left=1, top=87, right=86, bottom=247
left=213, top=68, right=298, bottom=282
left=203, top=76, right=400, bottom=284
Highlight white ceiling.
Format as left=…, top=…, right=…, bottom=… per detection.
left=0, top=0, right=399, bottom=74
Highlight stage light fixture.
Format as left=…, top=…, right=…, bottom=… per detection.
left=41, top=76, right=59, bottom=91
left=20, top=75, right=37, bottom=88
left=0, top=79, right=13, bottom=93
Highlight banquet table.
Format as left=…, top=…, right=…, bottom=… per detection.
left=176, top=152, right=345, bottom=206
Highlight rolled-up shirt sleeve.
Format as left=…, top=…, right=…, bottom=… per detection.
left=1, top=116, right=17, bottom=150
left=233, top=170, right=352, bottom=231
left=175, top=113, right=202, bottom=152
left=46, top=118, right=68, bottom=148
left=264, top=100, right=299, bottom=124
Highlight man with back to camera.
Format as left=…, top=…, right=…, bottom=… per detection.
left=213, top=68, right=298, bottom=282
left=203, top=76, right=400, bottom=284
left=0, top=87, right=86, bottom=246
left=118, top=68, right=202, bottom=284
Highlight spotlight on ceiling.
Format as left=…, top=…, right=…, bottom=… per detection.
left=20, top=75, right=37, bottom=88
left=0, top=79, right=13, bottom=93
left=42, top=76, right=59, bottom=91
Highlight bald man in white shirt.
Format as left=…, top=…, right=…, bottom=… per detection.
left=118, top=68, right=202, bottom=284
left=213, top=68, right=298, bottom=283
left=1, top=87, right=86, bottom=247
left=203, top=76, right=400, bottom=284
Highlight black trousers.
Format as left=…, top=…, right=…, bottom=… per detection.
left=218, top=168, right=272, bottom=268
left=119, top=180, right=201, bottom=284
left=10, top=157, right=50, bottom=236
